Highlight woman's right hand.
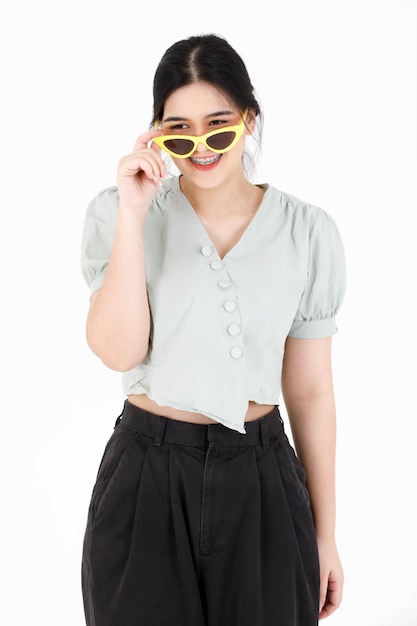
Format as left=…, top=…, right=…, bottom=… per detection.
left=117, top=129, right=167, bottom=212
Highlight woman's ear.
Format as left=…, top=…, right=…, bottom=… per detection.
left=245, top=109, right=257, bottom=135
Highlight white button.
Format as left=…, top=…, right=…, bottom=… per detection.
left=227, top=323, right=241, bottom=336
left=230, top=346, right=244, bottom=359
left=224, top=300, right=237, bottom=312
left=200, top=245, right=213, bottom=257
left=210, top=260, right=223, bottom=271
left=218, top=279, right=231, bottom=289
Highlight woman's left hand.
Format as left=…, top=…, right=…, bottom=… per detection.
left=317, top=537, right=344, bottom=620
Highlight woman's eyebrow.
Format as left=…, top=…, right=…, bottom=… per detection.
left=162, top=110, right=234, bottom=123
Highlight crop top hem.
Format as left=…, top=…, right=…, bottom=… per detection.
left=124, top=390, right=247, bottom=434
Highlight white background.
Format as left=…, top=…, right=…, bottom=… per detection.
left=1, top=0, right=416, bottom=624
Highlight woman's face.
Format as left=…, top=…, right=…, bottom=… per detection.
left=159, top=81, right=253, bottom=189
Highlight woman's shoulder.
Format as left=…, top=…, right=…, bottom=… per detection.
left=86, top=184, right=119, bottom=215
left=262, top=184, right=340, bottom=233
left=85, top=176, right=182, bottom=218
left=264, top=184, right=325, bottom=216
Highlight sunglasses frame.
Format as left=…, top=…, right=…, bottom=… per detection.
left=153, top=109, right=249, bottom=159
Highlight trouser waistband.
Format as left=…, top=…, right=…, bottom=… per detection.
left=116, top=400, right=284, bottom=449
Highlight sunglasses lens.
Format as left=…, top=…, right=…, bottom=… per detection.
left=206, top=131, right=236, bottom=151
left=163, top=138, right=195, bottom=156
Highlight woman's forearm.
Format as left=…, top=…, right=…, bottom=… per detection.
left=285, top=392, right=338, bottom=539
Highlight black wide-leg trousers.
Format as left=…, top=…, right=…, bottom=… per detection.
left=82, top=401, right=320, bottom=626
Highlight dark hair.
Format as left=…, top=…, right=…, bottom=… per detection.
left=152, top=33, right=262, bottom=124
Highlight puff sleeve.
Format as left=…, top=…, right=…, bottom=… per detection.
left=80, top=186, right=119, bottom=295
left=289, top=207, right=346, bottom=338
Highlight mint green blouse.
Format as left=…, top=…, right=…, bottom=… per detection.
left=81, top=176, right=346, bottom=433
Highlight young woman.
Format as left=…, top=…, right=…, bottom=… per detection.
left=81, top=33, right=346, bottom=626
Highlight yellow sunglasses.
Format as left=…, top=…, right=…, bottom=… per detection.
left=153, top=109, right=248, bottom=158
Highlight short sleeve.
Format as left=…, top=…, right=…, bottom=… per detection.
left=289, top=208, right=346, bottom=339
left=80, top=186, right=119, bottom=295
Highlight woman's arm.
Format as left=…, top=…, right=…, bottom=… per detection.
left=281, top=335, right=344, bottom=619
left=86, top=130, right=165, bottom=371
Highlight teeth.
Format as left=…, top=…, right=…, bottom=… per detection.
left=190, top=155, right=221, bottom=165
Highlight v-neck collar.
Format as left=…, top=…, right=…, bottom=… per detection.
left=174, top=176, right=270, bottom=260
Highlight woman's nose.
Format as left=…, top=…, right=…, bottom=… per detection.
left=195, top=141, right=207, bottom=153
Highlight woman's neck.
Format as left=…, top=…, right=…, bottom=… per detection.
left=179, top=174, right=266, bottom=259
left=179, top=174, right=260, bottom=220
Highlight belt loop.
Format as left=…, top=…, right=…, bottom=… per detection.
left=114, top=405, right=125, bottom=429
left=276, top=405, right=284, bottom=429
left=153, top=416, right=167, bottom=447
left=260, top=417, right=270, bottom=450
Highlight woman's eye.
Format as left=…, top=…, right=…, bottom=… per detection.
left=210, top=119, right=228, bottom=127
left=170, top=123, right=188, bottom=131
